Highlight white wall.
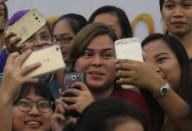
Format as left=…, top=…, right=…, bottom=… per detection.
left=6, top=0, right=163, bottom=40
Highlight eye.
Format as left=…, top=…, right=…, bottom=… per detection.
left=18, top=99, right=31, bottom=107
left=61, top=37, right=73, bottom=44
left=41, top=34, right=50, bottom=40
left=103, top=52, right=114, bottom=59
left=164, top=3, right=174, bottom=9
left=183, top=3, right=192, bottom=8
left=157, top=57, right=168, bottom=63
left=38, top=100, right=50, bottom=108
left=82, top=51, right=93, bottom=57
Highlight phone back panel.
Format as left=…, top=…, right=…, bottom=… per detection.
left=5, top=9, right=46, bottom=47
left=22, top=45, right=65, bottom=78
left=114, top=37, right=143, bottom=62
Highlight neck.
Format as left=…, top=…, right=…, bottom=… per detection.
left=170, top=32, right=192, bottom=59
left=91, top=85, right=114, bottom=100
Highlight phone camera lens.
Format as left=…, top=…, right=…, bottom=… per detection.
left=71, top=75, right=76, bottom=80
left=35, top=17, right=38, bottom=20
left=56, top=47, right=59, bottom=51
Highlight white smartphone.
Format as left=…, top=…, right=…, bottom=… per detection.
left=114, top=37, right=143, bottom=89
left=21, top=45, right=65, bottom=78
left=5, top=9, right=46, bottom=47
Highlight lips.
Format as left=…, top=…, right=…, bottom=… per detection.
left=88, top=71, right=105, bottom=75
left=24, top=120, right=42, bottom=128
left=171, top=21, right=186, bottom=27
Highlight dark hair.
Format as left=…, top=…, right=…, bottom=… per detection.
left=13, top=82, right=55, bottom=110
left=159, top=0, right=164, bottom=11
left=52, top=13, right=87, bottom=35
left=74, top=98, right=148, bottom=131
left=141, top=33, right=192, bottom=130
left=88, top=5, right=133, bottom=38
left=2, top=3, right=8, bottom=19
left=68, top=23, right=117, bottom=71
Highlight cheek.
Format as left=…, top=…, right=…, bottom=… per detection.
left=22, top=42, right=34, bottom=51
left=74, top=58, right=89, bottom=71
left=12, top=107, right=24, bottom=129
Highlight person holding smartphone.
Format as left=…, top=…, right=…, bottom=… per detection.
left=50, top=23, right=151, bottom=131
left=115, top=33, right=192, bottom=131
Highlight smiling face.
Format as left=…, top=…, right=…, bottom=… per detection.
left=53, top=19, right=75, bottom=62
left=161, top=0, right=192, bottom=36
left=74, top=34, right=116, bottom=91
left=12, top=88, right=53, bottom=131
left=93, top=13, right=122, bottom=39
left=143, top=39, right=181, bottom=89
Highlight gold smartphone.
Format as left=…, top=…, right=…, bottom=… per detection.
left=114, top=37, right=143, bottom=89
left=22, top=45, right=65, bottom=78
left=5, top=9, right=46, bottom=47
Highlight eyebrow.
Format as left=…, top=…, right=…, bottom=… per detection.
left=85, top=48, right=114, bottom=51
left=154, top=52, right=168, bottom=58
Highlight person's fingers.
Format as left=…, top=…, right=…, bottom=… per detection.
left=4, top=32, right=17, bottom=39
left=14, top=50, right=32, bottom=67
left=63, top=88, right=81, bottom=96
left=52, top=113, right=65, bottom=121
left=55, top=99, right=68, bottom=108
left=116, top=77, right=134, bottom=84
left=55, top=103, right=65, bottom=115
left=116, top=70, right=133, bottom=78
left=71, top=82, right=88, bottom=91
left=61, top=97, right=77, bottom=103
left=9, top=37, right=22, bottom=45
left=21, top=62, right=41, bottom=76
left=5, top=52, right=20, bottom=65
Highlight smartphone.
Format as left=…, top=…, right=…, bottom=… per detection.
left=5, top=9, right=46, bottom=47
left=63, top=71, right=86, bottom=90
left=21, top=45, right=65, bottom=78
left=114, top=37, right=143, bottom=89
left=63, top=71, right=86, bottom=117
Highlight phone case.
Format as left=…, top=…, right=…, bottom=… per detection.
left=21, top=45, right=65, bottom=78
left=5, top=9, right=46, bottom=47
left=63, top=72, right=85, bottom=90
left=114, top=37, right=143, bottom=89
left=63, top=71, right=85, bottom=117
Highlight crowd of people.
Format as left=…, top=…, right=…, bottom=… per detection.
left=0, top=0, right=192, bottom=131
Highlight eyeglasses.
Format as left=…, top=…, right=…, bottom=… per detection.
left=53, top=36, right=73, bottom=45
left=16, top=98, right=54, bottom=113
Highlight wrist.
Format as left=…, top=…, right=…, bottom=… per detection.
left=153, top=83, right=170, bottom=99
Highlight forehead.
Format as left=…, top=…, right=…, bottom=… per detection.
left=143, top=39, right=174, bottom=55
left=53, top=19, right=74, bottom=35
left=22, top=88, right=44, bottom=101
left=87, top=34, right=114, bottom=49
left=93, top=13, right=119, bottom=26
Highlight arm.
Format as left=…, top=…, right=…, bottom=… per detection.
left=0, top=50, right=40, bottom=130
left=115, top=59, right=192, bottom=130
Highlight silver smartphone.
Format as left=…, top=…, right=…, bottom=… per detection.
left=5, top=9, right=46, bottom=47
left=114, top=37, right=143, bottom=89
left=21, top=45, right=65, bottom=78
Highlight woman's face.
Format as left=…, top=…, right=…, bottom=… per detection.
left=74, top=34, right=116, bottom=90
left=143, top=39, right=181, bottom=89
left=13, top=88, right=53, bottom=131
left=161, top=0, right=192, bottom=36
left=53, top=19, right=75, bottom=62
left=93, top=13, right=122, bottom=39
left=21, top=25, right=52, bottom=53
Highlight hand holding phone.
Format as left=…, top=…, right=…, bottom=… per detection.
left=21, top=45, right=65, bottom=78
left=114, top=37, right=143, bottom=89
left=4, top=9, right=46, bottom=47
left=63, top=71, right=86, bottom=117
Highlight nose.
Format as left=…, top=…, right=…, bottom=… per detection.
left=28, top=105, right=40, bottom=116
left=155, top=66, right=165, bottom=78
left=91, top=54, right=103, bottom=67
left=172, top=6, right=184, bottom=18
